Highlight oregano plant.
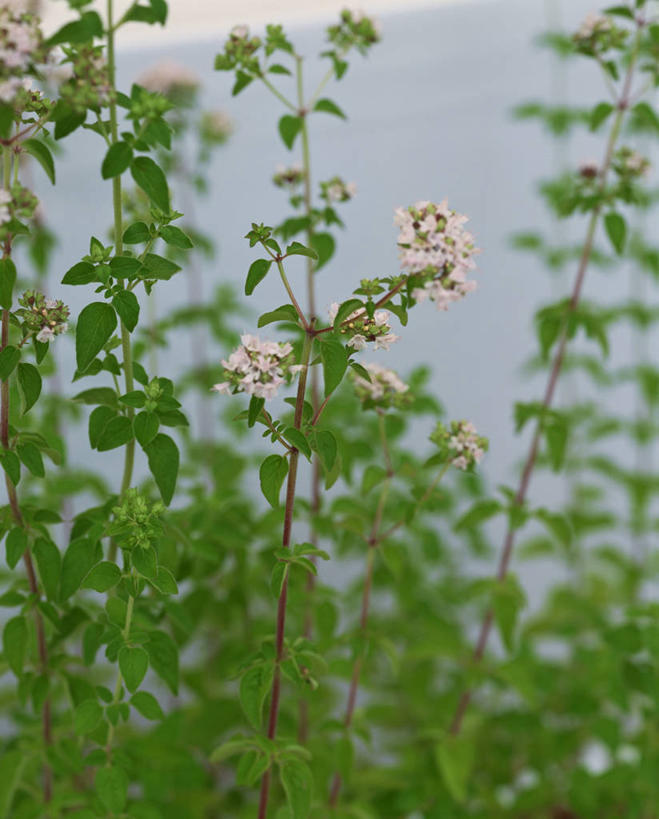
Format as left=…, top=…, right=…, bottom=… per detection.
left=0, top=1, right=658, bottom=818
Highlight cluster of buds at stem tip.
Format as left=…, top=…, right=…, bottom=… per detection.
left=214, top=24, right=262, bottom=74
left=109, top=488, right=165, bottom=552
left=321, top=176, right=357, bottom=203
left=58, top=45, right=113, bottom=112
left=0, top=8, right=50, bottom=106
left=573, top=12, right=627, bottom=54
left=396, top=199, right=479, bottom=312
left=612, top=147, right=651, bottom=179
left=212, top=334, right=304, bottom=400
left=329, top=302, right=399, bottom=351
left=17, top=290, right=69, bottom=343
left=352, top=362, right=411, bottom=410
left=327, top=9, right=382, bottom=52
left=430, top=420, right=488, bottom=471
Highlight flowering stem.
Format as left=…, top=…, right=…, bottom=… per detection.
left=106, top=0, right=135, bottom=562
left=448, top=26, right=642, bottom=738
left=328, top=411, right=391, bottom=807
left=260, top=72, right=297, bottom=112
left=377, top=462, right=450, bottom=543
left=0, top=146, right=52, bottom=804
left=105, top=574, right=135, bottom=757
left=275, top=258, right=309, bottom=330
left=257, top=330, right=314, bottom=819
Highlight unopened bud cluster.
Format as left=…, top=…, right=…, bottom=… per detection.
left=111, top=488, right=165, bottom=551
left=59, top=45, right=112, bottom=111
left=215, top=25, right=261, bottom=74
left=327, top=9, right=381, bottom=52
left=18, top=291, right=69, bottom=343
left=431, top=420, right=488, bottom=470
left=352, top=362, right=410, bottom=409
left=396, top=200, right=479, bottom=311
left=329, top=302, right=399, bottom=351
left=613, top=147, right=650, bottom=179
left=213, top=334, right=302, bottom=399
left=321, top=176, right=357, bottom=203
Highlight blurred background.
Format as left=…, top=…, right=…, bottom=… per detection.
left=17, top=0, right=659, bottom=598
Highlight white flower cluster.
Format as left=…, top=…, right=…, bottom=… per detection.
left=430, top=419, right=488, bottom=471
left=328, top=302, right=399, bottom=351
left=212, top=334, right=301, bottom=400
left=230, top=24, right=250, bottom=40
left=200, top=109, right=233, bottom=143
left=395, top=199, right=479, bottom=311
left=352, top=362, right=409, bottom=409
left=17, top=290, right=69, bottom=343
left=576, top=12, right=613, bottom=41
left=322, top=177, right=357, bottom=203
left=614, top=147, right=650, bottom=178
left=137, top=59, right=200, bottom=97
left=273, top=163, right=304, bottom=188
left=0, top=9, right=42, bottom=103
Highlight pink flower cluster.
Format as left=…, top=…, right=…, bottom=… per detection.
left=352, top=362, right=409, bottom=409
left=430, top=419, right=488, bottom=471
left=137, top=59, right=200, bottom=97
left=0, top=9, right=43, bottom=103
left=395, top=200, right=479, bottom=311
left=212, top=334, right=301, bottom=400
left=576, top=13, right=613, bottom=41
left=329, top=302, right=399, bottom=351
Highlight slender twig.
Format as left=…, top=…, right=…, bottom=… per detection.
left=257, top=330, right=314, bottom=819
left=448, top=26, right=643, bottom=738
left=106, top=0, right=135, bottom=563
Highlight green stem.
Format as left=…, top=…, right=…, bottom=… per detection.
left=105, top=584, right=135, bottom=757
left=276, top=258, right=309, bottom=328
left=106, top=0, right=135, bottom=562
left=260, top=73, right=297, bottom=111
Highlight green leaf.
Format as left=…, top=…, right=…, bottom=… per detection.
left=73, top=387, right=118, bottom=407
left=231, top=70, right=253, bottom=95
left=278, top=114, right=303, bottom=150
left=47, top=11, right=103, bottom=45
left=0, top=750, right=25, bottom=819
left=0, top=258, right=16, bottom=309
left=151, top=566, right=178, bottom=595
left=130, top=691, right=163, bottom=720
left=112, top=290, right=140, bottom=332
left=0, top=451, right=20, bottom=486
left=131, top=545, right=157, bottom=580
left=119, top=645, right=148, bottom=693
left=259, top=454, right=289, bottom=508
left=101, top=141, right=133, bottom=179
left=0, top=346, right=20, bottom=381
left=313, top=98, right=347, bottom=119
left=17, top=363, right=41, bottom=414
left=97, top=416, right=133, bottom=452
left=33, top=539, right=60, bottom=601
left=134, top=411, right=159, bottom=447
left=492, top=574, right=527, bottom=653
left=280, top=759, right=314, bottom=819
left=81, top=561, right=121, bottom=593
left=17, top=443, right=44, bottom=477
left=240, top=664, right=273, bottom=729
left=160, top=225, right=193, bottom=249
left=604, top=211, right=626, bottom=255
left=436, top=734, right=475, bottom=803
left=3, top=616, right=27, bottom=677
left=319, top=338, right=348, bottom=396
left=310, top=232, right=335, bottom=269
left=141, top=252, right=181, bottom=280
left=334, top=299, right=364, bottom=328
left=314, top=429, right=337, bottom=472
left=146, top=630, right=179, bottom=694
left=285, top=241, right=318, bottom=260
left=130, top=155, right=170, bottom=212
left=144, top=433, right=179, bottom=505
left=258, top=304, right=300, bottom=327
left=245, top=259, right=272, bottom=295
left=455, top=499, right=502, bottom=531
left=74, top=699, right=103, bottom=735
left=60, top=539, right=96, bottom=601
left=590, top=101, right=614, bottom=131
left=95, top=766, right=127, bottom=814
left=5, top=528, right=26, bottom=570
left=61, top=260, right=96, bottom=286
left=123, top=222, right=150, bottom=244
left=284, top=426, right=312, bottom=459
left=88, top=406, right=115, bottom=449
left=75, top=302, right=117, bottom=373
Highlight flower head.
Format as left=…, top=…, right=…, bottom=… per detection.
left=328, top=302, right=399, bottom=351
left=0, top=9, right=50, bottom=107
left=327, top=9, right=381, bottom=53
left=613, top=146, right=650, bottom=179
left=321, top=176, right=357, bottom=203
left=17, top=290, right=69, bottom=343
left=137, top=59, right=200, bottom=99
left=573, top=12, right=626, bottom=53
left=395, top=200, right=479, bottom=311
left=200, top=109, right=233, bottom=144
left=213, top=334, right=300, bottom=400
left=273, top=163, right=304, bottom=189
left=430, top=420, right=488, bottom=470
left=352, top=362, right=411, bottom=410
